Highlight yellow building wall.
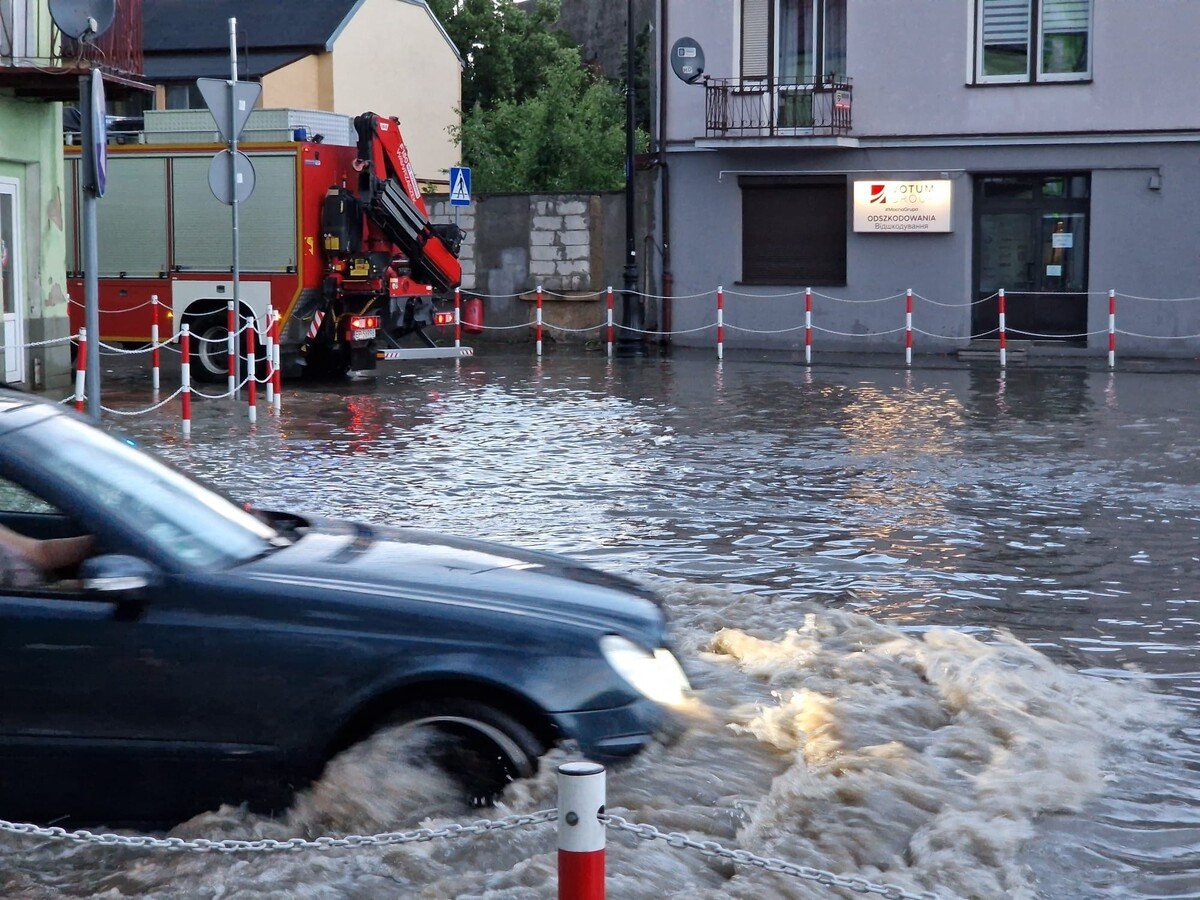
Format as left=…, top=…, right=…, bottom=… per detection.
left=330, top=0, right=462, bottom=182
left=261, top=54, right=327, bottom=111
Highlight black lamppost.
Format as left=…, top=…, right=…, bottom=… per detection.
left=620, top=0, right=644, bottom=351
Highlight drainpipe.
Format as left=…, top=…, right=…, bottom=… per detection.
left=658, top=0, right=673, bottom=344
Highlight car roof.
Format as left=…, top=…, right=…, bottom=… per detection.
left=0, top=389, right=63, bottom=438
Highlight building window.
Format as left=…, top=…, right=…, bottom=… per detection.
left=164, top=82, right=206, bottom=110
left=976, top=0, right=1092, bottom=83
left=740, top=177, right=847, bottom=286
left=741, top=0, right=848, bottom=81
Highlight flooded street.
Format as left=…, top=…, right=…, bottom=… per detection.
left=3, top=349, right=1197, bottom=898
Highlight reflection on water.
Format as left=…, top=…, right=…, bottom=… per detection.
left=3, top=351, right=1197, bottom=898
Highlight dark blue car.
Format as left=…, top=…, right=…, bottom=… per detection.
left=0, top=391, right=688, bottom=826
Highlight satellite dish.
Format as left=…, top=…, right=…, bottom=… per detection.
left=49, top=0, right=116, bottom=41
left=670, top=38, right=706, bottom=84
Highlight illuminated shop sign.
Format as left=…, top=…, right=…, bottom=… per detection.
left=853, top=180, right=953, bottom=233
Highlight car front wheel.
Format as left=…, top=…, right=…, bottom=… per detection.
left=381, top=699, right=546, bottom=807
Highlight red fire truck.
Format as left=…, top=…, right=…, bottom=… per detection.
left=65, top=110, right=473, bottom=380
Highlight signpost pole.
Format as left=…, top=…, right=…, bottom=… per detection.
left=79, top=72, right=102, bottom=421
left=228, top=17, right=243, bottom=399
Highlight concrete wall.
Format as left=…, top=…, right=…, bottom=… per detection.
left=664, top=0, right=1200, bottom=144
left=666, top=142, right=1200, bottom=356
left=0, top=94, right=70, bottom=388
left=426, top=191, right=647, bottom=341
left=331, top=0, right=462, bottom=181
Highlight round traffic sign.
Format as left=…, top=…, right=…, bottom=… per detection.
left=208, top=150, right=257, bottom=205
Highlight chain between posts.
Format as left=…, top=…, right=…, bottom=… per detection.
left=0, top=809, right=557, bottom=854
left=601, top=814, right=940, bottom=900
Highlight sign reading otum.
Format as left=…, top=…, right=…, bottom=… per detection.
left=853, top=180, right=953, bottom=233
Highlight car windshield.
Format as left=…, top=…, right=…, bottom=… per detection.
left=21, top=414, right=282, bottom=568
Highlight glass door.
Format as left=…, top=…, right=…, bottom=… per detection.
left=0, top=178, right=25, bottom=383
left=774, top=0, right=846, bottom=130
left=973, top=174, right=1090, bottom=341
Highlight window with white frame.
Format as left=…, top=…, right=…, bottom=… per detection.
left=976, top=0, right=1092, bottom=83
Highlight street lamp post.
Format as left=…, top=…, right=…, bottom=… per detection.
left=620, top=0, right=644, bottom=352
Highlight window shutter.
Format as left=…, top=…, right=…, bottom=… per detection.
left=1042, top=0, right=1090, bottom=33
left=981, top=0, right=1031, bottom=45
left=742, top=0, right=770, bottom=78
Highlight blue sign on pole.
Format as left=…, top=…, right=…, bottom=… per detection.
left=449, top=166, right=472, bottom=207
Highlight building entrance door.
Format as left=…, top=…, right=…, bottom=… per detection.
left=0, top=178, right=26, bottom=383
left=973, top=174, right=1090, bottom=342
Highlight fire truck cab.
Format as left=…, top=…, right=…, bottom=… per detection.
left=65, top=108, right=468, bottom=381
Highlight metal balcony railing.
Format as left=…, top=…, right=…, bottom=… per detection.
left=705, top=76, right=852, bottom=138
left=0, top=0, right=144, bottom=97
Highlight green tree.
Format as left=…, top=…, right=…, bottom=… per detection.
left=430, top=0, right=640, bottom=193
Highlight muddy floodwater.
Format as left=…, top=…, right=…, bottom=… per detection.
left=3, top=350, right=1198, bottom=899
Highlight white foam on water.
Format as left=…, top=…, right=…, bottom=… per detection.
left=0, top=582, right=1172, bottom=899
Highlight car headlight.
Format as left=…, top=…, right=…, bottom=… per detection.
left=600, top=635, right=691, bottom=707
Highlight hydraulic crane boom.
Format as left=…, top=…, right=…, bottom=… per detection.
left=353, top=112, right=463, bottom=294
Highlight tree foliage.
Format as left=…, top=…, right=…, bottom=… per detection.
left=429, top=0, right=642, bottom=193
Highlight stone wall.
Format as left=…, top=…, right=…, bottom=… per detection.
left=426, top=185, right=660, bottom=344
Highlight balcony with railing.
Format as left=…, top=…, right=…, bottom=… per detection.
left=705, top=76, right=853, bottom=140
left=0, top=0, right=146, bottom=99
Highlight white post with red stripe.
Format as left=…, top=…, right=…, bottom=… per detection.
left=536, top=285, right=544, bottom=357
left=606, top=286, right=614, bottom=358
left=74, top=327, right=87, bottom=413
left=998, top=288, right=1008, bottom=368
left=226, top=301, right=237, bottom=397
left=1108, top=290, right=1116, bottom=369
left=180, top=324, right=192, bottom=436
left=151, top=294, right=161, bottom=393
left=905, top=289, right=914, bottom=367
left=716, top=285, right=725, bottom=360
left=454, top=288, right=462, bottom=349
left=272, top=310, right=282, bottom=415
left=804, top=288, right=813, bottom=366
left=245, top=315, right=257, bottom=424
left=557, top=761, right=605, bottom=900
left=264, top=305, right=275, bottom=407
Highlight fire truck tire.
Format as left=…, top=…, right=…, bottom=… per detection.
left=186, top=314, right=234, bottom=384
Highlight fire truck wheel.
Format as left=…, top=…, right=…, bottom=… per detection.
left=187, top=314, right=233, bottom=384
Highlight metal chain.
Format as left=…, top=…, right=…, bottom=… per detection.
left=602, top=814, right=939, bottom=900
left=0, top=809, right=556, bottom=855
left=100, top=388, right=185, bottom=417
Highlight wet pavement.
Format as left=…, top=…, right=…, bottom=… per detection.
left=2, top=348, right=1198, bottom=898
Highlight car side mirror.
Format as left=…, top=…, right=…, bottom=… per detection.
left=80, top=555, right=160, bottom=612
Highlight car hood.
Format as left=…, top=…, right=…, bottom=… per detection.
left=239, top=519, right=667, bottom=641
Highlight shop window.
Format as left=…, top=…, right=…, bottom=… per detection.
left=740, top=177, right=847, bottom=285
left=976, top=0, right=1092, bottom=83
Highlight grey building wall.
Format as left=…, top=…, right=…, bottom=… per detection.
left=658, top=0, right=1200, bottom=355
left=667, top=142, right=1200, bottom=356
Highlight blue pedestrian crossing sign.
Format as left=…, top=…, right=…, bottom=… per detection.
left=450, top=166, right=472, bottom=206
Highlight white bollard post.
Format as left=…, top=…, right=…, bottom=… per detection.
left=180, top=324, right=192, bottom=437
left=272, top=309, right=282, bottom=415
left=804, top=288, right=813, bottom=366
left=716, top=285, right=725, bottom=361
left=998, top=288, right=1008, bottom=369
left=536, top=285, right=544, bottom=357
left=226, top=300, right=237, bottom=398
left=557, top=761, right=606, bottom=900
left=606, top=286, right=614, bottom=359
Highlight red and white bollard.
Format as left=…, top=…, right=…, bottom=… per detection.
left=226, top=301, right=237, bottom=397
left=998, top=288, right=1008, bottom=368
left=74, top=327, right=87, bottom=413
left=180, top=324, right=192, bottom=436
left=804, top=288, right=813, bottom=366
left=558, top=761, right=606, bottom=900
left=264, top=305, right=275, bottom=407
left=151, top=294, right=161, bottom=393
left=272, top=310, right=282, bottom=414
left=606, top=286, right=614, bottom=358
left=245, top=315, right=257, bottom=424
left=716, top=285, right=725, bottom=361
left=905, top=288, right=914, bottom=367
left=454, top=288, right=462, bottom=350
left=536, top=285, right=544, bottom=357
left=1108, top=289, right=1117, bottom=369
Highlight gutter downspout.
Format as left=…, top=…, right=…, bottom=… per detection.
left=658, top=0, right=673, bottom=344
